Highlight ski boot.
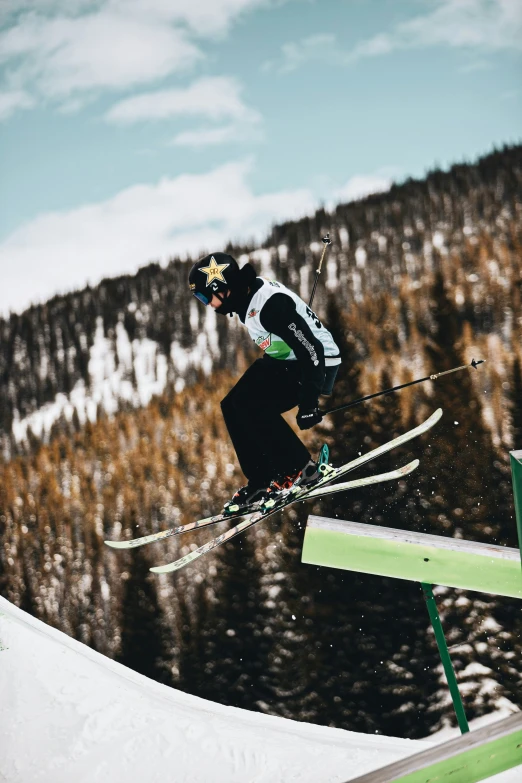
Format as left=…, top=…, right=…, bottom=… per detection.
left=292, top=444, right=332, bottom=492
left=261, top=471, right=301, bottom=511
left=223, top=483, right=271, bottom=515
left=263, top=445, right=331, bottom=509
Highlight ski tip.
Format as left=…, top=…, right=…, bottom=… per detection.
left=431, top=407, right=443, bottom=422
left=104, top=540, right=127, bottom=549
left=150, top=564, right=175, bottom=574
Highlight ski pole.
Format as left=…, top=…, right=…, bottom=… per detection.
left=308, top=233, right=331, bottom=308
left=322, top=358, right=486, bottom=416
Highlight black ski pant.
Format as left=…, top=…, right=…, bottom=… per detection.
left=221, top=357, right=311, bottom=488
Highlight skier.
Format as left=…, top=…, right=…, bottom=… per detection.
left=189, top=252, right=341, bottom=513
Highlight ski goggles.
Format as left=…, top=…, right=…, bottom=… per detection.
left=192, top=291, right=211, bottom=306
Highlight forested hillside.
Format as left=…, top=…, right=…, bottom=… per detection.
left=1, top=144, right=521, bottom=738
left=1, top=144, right=520, bottom=452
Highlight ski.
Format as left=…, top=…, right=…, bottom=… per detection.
left=104, top=507, right=247, bottom=551
left=150, top=459, right=421, bottom=575
left=307, top=458, right=419, bottom=498
left=149, top=407, right=442, bottom=573
left=105, top=458, right=420, bottom=551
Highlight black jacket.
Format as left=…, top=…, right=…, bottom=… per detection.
left=235, top=267, right=326, bottom=409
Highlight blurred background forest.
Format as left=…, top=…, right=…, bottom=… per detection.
left=1, top=144, right=521, bottom=739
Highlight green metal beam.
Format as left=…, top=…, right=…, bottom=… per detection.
left=422, top=584, right=469, bottom=735
left=345, top=712, right=522, bottom=783
left=302, top=517, right=522, bottom=599
left=510, top=449, right=522, bottom=574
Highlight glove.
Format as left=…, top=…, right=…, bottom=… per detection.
left=296, top=406, right=323, bottom=430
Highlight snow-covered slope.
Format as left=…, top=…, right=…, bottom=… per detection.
left=0, top=597, right=519, bottom=783
left=0, top=597, right=428, bottom=783
left=11, top=311, right=221, bottom=443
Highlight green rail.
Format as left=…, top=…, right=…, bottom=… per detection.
left=302, top=517, right=522, bottom=598
left=422, top=584, right=469, bottom=734
left=345, top=712, right=522, bottom=783
left=302, top=516, right=522, bottom=738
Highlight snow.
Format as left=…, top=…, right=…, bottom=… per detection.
left=132, top=336, right=168, bottom=404
left=12, top=391, right=78, bottom=441
left=0, top=597, right=425, bottom=783
left=12, top=312, right=220, bottom=443
left=355, top=247, right=367, bottom=268
left=338, top=226, right=349, bottom=250
left=0, top=598, right=520, bottom=783
left=171, top=330, right=215, bottom=377
left=432, top=230, right=445, bottom=249
left=352, top=269, right=362, bottom=301
left=278, top=244, right=288, bottom=262
left=326, top=258, right=338, bottom=290
left=250, top=248, right=273, bottom=277
left=115, top=320, right=133, bottom=371
left=299, top=265, right=309, bottom=302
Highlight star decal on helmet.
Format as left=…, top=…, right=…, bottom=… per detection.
left=199, top=256, right=230, bottom=287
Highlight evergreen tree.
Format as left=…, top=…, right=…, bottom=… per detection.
left=511, top=356, right=522, bottom=450
left=176, top=579, right=213, bottom=698
left=200, top=532, right=270, bottom=711
left=414, top=271, right=515, bottom=730
left=18, top=553, right=37, bottom=617
left=257, top=515, right=325, bottom=724
left=301, top=373, right=439, bottom=738
left=117, top=549, right=175, bottom=686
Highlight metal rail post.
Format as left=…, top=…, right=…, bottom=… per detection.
left=421, top=583, right=469, bottom=735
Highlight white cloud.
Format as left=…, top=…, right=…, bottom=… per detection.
left=267, top=1, right=522, bottom=73
left=0, top=89, right=34, bottom=120
left=0, top=0, right=274, bottom=113
left=458, top=59, right=494, bottom=73
left=106, top=76, right=260, bottom=125
left=172, top=123, right=263, bottom=147
left=0, top=160, right=316, bottom=316
left=263, top=34, right=337, bottom=73
left=1, top=1, right=96, bottom=13
left=0, top=1, right=96, bottom=24
left=330, top=172, right=393, bottom=208
left=0, top=10, right=201, bottom=98
left=108, top=0, right=272, bottom=37
left=347, top=0, right=522, bottom=63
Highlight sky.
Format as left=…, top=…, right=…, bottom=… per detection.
left=0, top=0, right=521, bottom=316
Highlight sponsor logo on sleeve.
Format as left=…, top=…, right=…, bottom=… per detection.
left=256, top=334, right=272, bottom=351
left=288, top=323, right=320, bottom=366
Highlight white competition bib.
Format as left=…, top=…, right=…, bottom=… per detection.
left=244, top=279, right=340, bottom=365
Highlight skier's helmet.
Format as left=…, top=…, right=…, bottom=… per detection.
left=189, top=252, right=240, bottom=307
